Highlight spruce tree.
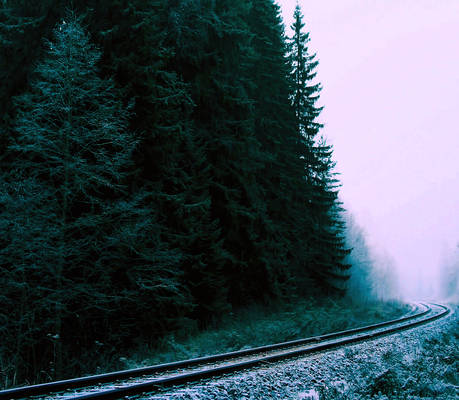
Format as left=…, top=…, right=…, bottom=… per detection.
left=309, top=136, right=351, bottom=292
left=1, top=13, right=187, bottom=381
left=288, top=4, right=323, bottom=143
left=287, top=4, right=350, bottom=292
left=243, top=0, right=303, bottom=299
left=5, top=13, right=133, bottom=379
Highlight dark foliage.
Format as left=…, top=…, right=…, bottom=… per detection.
left=0, top=0, right=352, bottom=386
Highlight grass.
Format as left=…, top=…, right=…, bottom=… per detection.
left=121, top=297, right=410, bottom=369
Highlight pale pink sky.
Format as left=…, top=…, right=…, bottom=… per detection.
left=277, top=0, right=459, bottom=297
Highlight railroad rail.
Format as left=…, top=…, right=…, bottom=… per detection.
left=0, top=302, right=449, bottom=400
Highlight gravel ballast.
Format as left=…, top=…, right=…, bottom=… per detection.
left=140, top=304, right=458, bottom=400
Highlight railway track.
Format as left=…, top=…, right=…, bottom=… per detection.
left=0, top=302, right=449, bottom=400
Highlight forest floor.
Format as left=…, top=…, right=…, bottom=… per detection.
left=138, top=303, right=458, bottom=400
left=123, top=298, right=410, bottom=369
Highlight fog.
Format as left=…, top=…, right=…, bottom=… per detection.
left=277, top=0, right=459, bottom=299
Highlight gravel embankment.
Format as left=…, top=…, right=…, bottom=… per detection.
left=140, top=305, right=458, bottom=400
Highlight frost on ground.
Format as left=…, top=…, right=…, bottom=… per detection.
left=141, top=305, right=458, bottom=400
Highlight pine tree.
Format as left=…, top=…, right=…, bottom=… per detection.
left=287, top=4, right=350, bottom=292
left=309, top=136, right=351, bottom=292
left=243, top=0, right=303, bottom=300
left=1, top=13, right=188, bottom=381
left=289, top=4, right=323, bottom=143
left=5, top=13, right=134, bottom=379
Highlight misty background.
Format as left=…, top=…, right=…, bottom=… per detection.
left=278, top=0, right=459, bottom=299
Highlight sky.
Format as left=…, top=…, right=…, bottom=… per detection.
left=277, top=0, right=459, bottom=298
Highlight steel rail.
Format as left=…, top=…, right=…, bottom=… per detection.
left=0, top=303, right=449, bottom=400
left=70, top=303, right=449, bottom=400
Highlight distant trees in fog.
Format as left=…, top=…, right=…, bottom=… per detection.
left=343, top=212, right=399, bottom=301
left=439, top=244, right=459, bottom=300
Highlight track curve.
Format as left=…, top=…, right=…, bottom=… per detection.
left=0, top=302, right=449, bottom=400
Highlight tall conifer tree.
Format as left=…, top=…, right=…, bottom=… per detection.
left=0, top=13, right=188, bottom=381
left=3, top=13, right=137, bottom=378
left=243, top=0, right=305, bottom=298
left=288, top=4, right=350, bottom=292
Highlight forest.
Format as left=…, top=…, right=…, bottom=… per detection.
left=0, top=0, right=398, bottom=387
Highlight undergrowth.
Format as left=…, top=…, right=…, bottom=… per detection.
left=122, top=297, right=409, bottom=369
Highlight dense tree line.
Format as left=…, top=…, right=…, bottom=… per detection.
left=0, top=1, right=350, bottom=385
